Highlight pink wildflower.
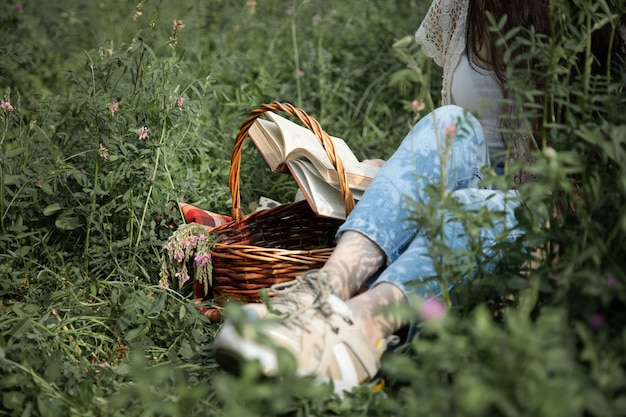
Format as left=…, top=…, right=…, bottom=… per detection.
left=175, top=272, right=190, bottom=285
left=137, top=126, right=150, bottom=140
left=172, top=19, right=185, bottom=33
left=411, top=99, right=425, bottom=112
left=158, top=277, right=170, bottom=290
left=173, top=251, right=184, bottom=263
left=419, top=297, right=447, bottom=321
left=107, top=101, right=119, bottom=116
left=13, top=4, right=23, bottom=13
left=1, top=96, right=14, bottom=114
left=194, top=252, right=211, bottom=266
left=443, top=122, right=457, bottom=138
left=588, top=314, right=605, bottom=330
left=246, top=1, right=257, bottom=7
left=98, top=143, right=109, bottom=160
left=607, top=275, right=620, bottom=289
left=132, top=11, right=142, bottom=21
left=177, top=96, right=185, bottom=107
left=312, top=14, right=321, bottom=25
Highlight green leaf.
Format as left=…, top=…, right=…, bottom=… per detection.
left=124, top=324, right=150, bottom=342
left=2, top=391, right=25, bottom=411
left=43, top=203, right=63, bottom=216
left=5, top=147, right=26, bottom=158
left=55, top=214, right=82, bottom=230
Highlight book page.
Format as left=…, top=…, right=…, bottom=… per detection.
left=287, top=161, right=351, bottom=219
left=248, top=120, right=286, bottom=172
left=261, top=112, right=380, bottom=189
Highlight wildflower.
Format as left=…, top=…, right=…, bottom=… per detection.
left=147, top=175, right=153, bottom=183
left=194, top=252, right=211, bottom=266
left=607, top=275, right=620, bottom=289
left=312, top=14, right=321, bottom=25
left=442, top=122, right=457, bottom=139
left=1, top=95, right=14, bottom=114
left=137, top=126, right=150, bottom=140
left=132, top=11, right=142, bottom=21
left=411, top=99, right=425, bottom=112
left=419, top=297, right=447, bottom=321
left=158, top=277, right=170, bottom=289
left=173, top=19, right=185, bottom=33
left=286, top=7, right=294, bottom=16
left=177, top=96, right=185, bottom=108
left=107, top=101, right=119, bottom=116
left=173, top=251, right=184, bottom=263
left=13, top=4, right=23, bottom=14
left=175, top=272, right=190, bottom=286
left=588, top=314, right=605, bottom=330
left=246, top=1, right=257, bottom=7
left=34, top=179, right=43, bottom=188
left=98, top=143, right=110, bottom=160
left=296, top=69, right=305, bottom=78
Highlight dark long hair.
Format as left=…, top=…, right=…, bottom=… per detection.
left=466, top=0, right=625, bottom=184
left=466, top=0, right=551, bottom=86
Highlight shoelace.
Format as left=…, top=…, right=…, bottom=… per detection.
left=282, top=274, right=355, bottom=334
left=267, top=270, right=326, bottom=314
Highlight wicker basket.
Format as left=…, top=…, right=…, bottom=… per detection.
left=202, top=102, right=355, bottom=303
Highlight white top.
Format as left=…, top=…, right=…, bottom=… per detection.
left=451, top=53, right=504, bottom=164
left=415, top=0, right=514, bottom=166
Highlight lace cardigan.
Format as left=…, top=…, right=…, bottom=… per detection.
left=415, top=0, right=469, bottom=106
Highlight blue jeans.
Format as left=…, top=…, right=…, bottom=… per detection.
left=337, top=105, right=523, bottom=328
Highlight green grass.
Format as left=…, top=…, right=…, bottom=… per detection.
left=2, top=0, right=626, bottom=416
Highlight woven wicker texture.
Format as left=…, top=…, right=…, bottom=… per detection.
left=207, top=102, right=355, bottom=303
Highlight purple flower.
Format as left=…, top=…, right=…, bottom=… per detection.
left=588, top=314, right=605, bottom=330
left=607, top=275, right=620, bottom=289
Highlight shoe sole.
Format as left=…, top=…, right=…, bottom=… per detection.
left=212, top=322, right=279, bottom=376
left=213, top=323, right=364, bottom=397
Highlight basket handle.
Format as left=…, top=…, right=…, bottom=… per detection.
left=228, top=102, right=355, bottom=221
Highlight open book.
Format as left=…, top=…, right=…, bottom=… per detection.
left=248, top=111, right=379, bottom=219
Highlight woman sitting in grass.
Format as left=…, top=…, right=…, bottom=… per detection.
left=212, top=0, right=626, bottom=395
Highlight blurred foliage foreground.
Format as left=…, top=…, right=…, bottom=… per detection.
left=1, top=0, right=626, bottom=416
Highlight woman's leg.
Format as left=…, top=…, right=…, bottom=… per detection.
left=323, top=105, right=489, bottom=299
left=344, top=188, right=524, bottom=345
left=338, top=105, right=489, bottom=272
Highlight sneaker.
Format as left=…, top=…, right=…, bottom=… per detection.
left=213, top=276, right=390, bottom=395
left=244, top=269, right=330, bottom=320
